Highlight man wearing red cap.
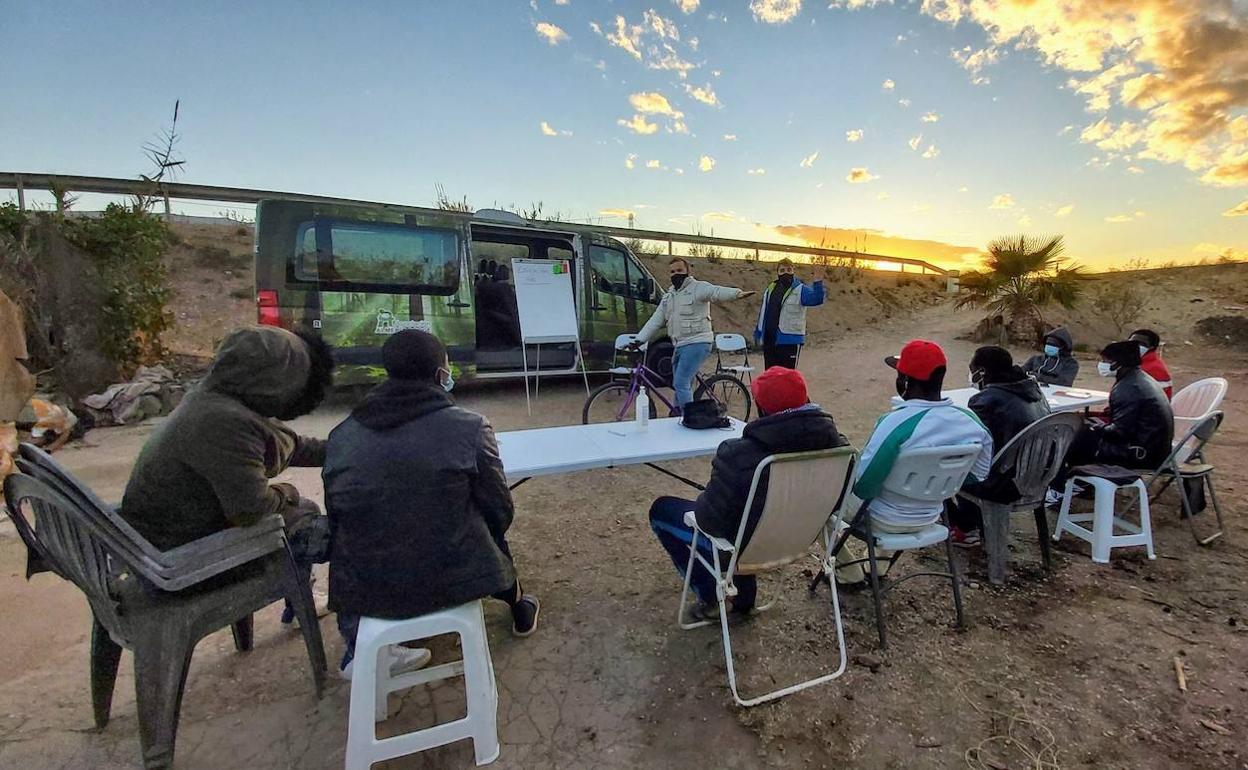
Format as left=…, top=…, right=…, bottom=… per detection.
left=851, top=340, right=993, bottom=533
left=648, top=366, right=848, bottom=618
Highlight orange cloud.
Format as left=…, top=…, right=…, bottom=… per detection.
left=773, top=225, right=985, bottom=269
left=1224, top=199, right=1248, bottom=217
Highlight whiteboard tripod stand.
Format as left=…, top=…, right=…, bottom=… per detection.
left=520, top=336, right=591, bottom=416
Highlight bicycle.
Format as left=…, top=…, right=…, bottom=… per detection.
left=582, top=334, right=752, bottom=424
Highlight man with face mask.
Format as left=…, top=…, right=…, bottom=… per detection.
left=1050, top=340, right=1174, bottom=498
left=1129, top=328, right=1172, bottom=399
left=323, top=330, right=539, bottom=679
left=634, top=257, right=754, bottom=412
left=753, top=258, right=825, bottom=370
left=948, top=346, right=1051, bottom=546
left=1021, top=327, right=1079, bottom=387
left=648, top=366, right=847, bottom=619
left=122, top=325, right=336, bottom=627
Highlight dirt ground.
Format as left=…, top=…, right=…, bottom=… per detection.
left=2, top=234, right=1247, bottom=769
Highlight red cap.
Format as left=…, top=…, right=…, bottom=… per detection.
left=885, top=340, right=947, bottom=380
left=751, top=366, right=809, bottom=414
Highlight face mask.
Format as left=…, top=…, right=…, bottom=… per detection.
left=1138, top=344, right=1150, bottom=358
left=438, top=366, right=455, bottom=392
left=1043, top=344, right=1060, bottom=358
left=968, top=370, right=983, bottom=390
left=670, top=273, right=688, bottom=290
left=895, top=373, right=909, bottom=398
left=1097, top=361, right=1114, bottom=377
left=776, top=273, right=794, bottom=287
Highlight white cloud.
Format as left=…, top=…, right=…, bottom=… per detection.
left=750, top=0, right=802, bottom=24
left=534, top=22, right=569, bottom=45
left=799, top=150, right=819, bottom=168
left=898, top=98, right=911, bottom=108
left=1223, top=200, right=1248, bottom=217
left=699, top=154, right=716, bottom=172
left=684, top=83, right=722, bottom=107
left=908, top=134, right=923, bottom=151
left=877, top=191, right=891, bottom=200
left=1058, top=124, right=1074, bottom=136
left=540, top=121, right=573, bottom=137
left=618, top=114, right=659, bottom=135
left=921, top=111, right=940, bottom=123
left=882, top=79, right=896, bottom=91
left=1104, top=213, right=1134, bottom=223
left=1127, top=165, right=1145, bottom=174
left=645, top=159, right=666, bottom=170
left=747, top=167, right=766, bottom=175
left=643, top=8, right=681, bottom=41
left=958, top=186, right=969, bottom=192
left=674, top=168, right=685, bottom=175
left=922, top=144, right=941, bottom=159
left=723, top=133, right=738, bottom=141
left=1018, top=214, right=1033, bottom=227
left=1055, top=204, right=1074, bottom=217
left=951, top=45, right=1000, bottom=78
left=605, top=15, right=643, bottom=59
left=673, top=0, right=700, bottom=12
left=846, top=128, right=864, bottom=142
left=599, top=208, right=634, bottom=219
left=846, top=167, right=878, bottom=183
left=702, top=211, right=737, bottom=221
left=990, top=193, right=1016, bottom=210
left=554, top=0, right=569, bottom=4
left=629, top=91, right=682, bottom=117
left=830, top=0, right=893, bottom=8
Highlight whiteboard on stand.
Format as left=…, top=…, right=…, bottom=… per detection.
left=512, top=258, right=580, bottom=343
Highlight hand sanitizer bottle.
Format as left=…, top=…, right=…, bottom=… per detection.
left=636, top=386, right=650, bottom=431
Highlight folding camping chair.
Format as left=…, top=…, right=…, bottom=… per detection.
left=713, top=333, right=756, bottom=384
left=677, top=446, right=857, bottom=707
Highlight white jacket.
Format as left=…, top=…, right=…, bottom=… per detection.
left=637, top=277, right=742, bottom=348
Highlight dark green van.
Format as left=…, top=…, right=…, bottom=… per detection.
left=254, top=200, right=662, bottom=383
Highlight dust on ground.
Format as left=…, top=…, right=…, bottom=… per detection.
left=2, top=232, right=1247, bottom=769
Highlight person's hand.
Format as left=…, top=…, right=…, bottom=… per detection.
left=738, top=290, right=757, bottom=299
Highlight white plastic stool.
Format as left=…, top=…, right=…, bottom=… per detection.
left=345, top=601, right=499, bottom=769
left=1052, top=475, right=1156, bottom=563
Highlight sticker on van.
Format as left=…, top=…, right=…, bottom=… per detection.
left=374, top=309, right=432, bottom=336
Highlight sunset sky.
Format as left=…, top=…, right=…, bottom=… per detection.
left=2, top=0, right=1246, bottom=270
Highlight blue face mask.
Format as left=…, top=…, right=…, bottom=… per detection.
left=438, top=366, right=455, bottom=392
left=1043, top=344, right=1060, bottom=358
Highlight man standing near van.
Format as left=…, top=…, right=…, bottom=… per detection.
left=634, top=258, right=754, bottom=412
left=753, top=258, right=825, bottom=369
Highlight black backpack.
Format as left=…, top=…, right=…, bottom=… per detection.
left=680, top=398, right=730, bottom=430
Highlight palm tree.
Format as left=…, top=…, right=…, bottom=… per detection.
left=955, top=235, right=1086, bottom=343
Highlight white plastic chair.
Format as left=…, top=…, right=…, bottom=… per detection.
left=829, top=444, right=983, bottom=650
left=1053, top=471, right=1154, bottom=563
left=1171, top=378, right=1227, bottom=462
left=678, top=446, right=857, bottom=707
left=713, top=333, right=755, bottom=382
left=609, top=333, right=646, bottom=376
left=345, top=601, right=499, bottom=769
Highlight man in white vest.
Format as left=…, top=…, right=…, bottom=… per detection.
left=753, top=258, right=825, bottom=369
left=634, top=258, right=753, bottom=413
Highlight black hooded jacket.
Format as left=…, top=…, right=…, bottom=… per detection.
left=322, top=379, right=516, bottom=619
left=1096, top=366, right=1174, bottom=468
left=964, top=370, right=1052, bottom=502
left=1021, top=327, right=1080, bottom=386
left=694, top=406, right=848, bottom=543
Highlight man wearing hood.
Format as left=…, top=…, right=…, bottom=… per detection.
left=1129, top=328, right=1173, bottom=399
left=753, top=258, right=825, bottom=370
left=634, top=258, right=754, bottom=412
left=323, top=330, right=539, bottom=678
left=1022, top=327, right=1079, bottom=387
left=948, top=346, right=1052, bottom=546
left=1052, top=340, right=1173, bottom=494
left=648, top=366, right=847, bottom=619
left=121, top=326, right=335, bottom=625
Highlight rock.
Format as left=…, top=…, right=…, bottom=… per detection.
left=853, top=653, right=884, bottom=672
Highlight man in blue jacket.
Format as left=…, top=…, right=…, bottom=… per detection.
left=753, top=258, right=825, bottom=369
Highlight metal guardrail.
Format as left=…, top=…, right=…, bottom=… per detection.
left=1, top=171, right=952, bottom=277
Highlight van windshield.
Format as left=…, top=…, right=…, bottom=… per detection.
left=296, top=219, right=460, bottom=294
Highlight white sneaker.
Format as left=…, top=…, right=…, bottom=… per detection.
left=339, top=645, right=433, bottom=681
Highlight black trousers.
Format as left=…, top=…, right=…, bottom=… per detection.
left=762, top=343, right=800, bottom=370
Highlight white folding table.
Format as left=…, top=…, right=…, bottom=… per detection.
left=498, top=417, right=746, bottom=490
left=943, top=385, right=1109, bottom=412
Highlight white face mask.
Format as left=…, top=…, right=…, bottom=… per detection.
left=1138, top=344, right=1150, bottom=358
left=438, top=366, right=455, bottom=392
left=1097, top=361, right=1115, bottom=377
left=968, top=370, right=983, bottom=389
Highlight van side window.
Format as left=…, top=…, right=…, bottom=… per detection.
left=292, top=219, right=460, bottom=294
left=589, top=245, right=629, bottom=297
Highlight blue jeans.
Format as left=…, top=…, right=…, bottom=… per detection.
left=648, top=496, right=756, bottom=610
left=671, top=342, right=712, bottom=407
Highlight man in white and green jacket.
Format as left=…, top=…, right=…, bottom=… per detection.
left=753, top=258, right=825, bottom=369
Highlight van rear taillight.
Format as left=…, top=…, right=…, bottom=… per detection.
left=257, top=290, right=281, bottom=326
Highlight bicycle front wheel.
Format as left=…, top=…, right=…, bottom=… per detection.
left=582, top=382, right=634, bottom=424
left=694, top=373, right=753, bottom=422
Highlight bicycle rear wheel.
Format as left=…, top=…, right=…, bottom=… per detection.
left=583, top=382, right=635, bottom=424
left=694, top=373, right=753, bottom=422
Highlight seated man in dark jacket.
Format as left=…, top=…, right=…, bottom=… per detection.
left=324, top=330, right=539, bottom=679
left=948, top=346, right=1052, bottom=546
left=1052, top=340, right=1174, bottom=493
left=648, top=367, right=847, bottom=617
left=1022, top=326, right=1079, bottom=386
left=121, top=325, right=334, bottom=623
